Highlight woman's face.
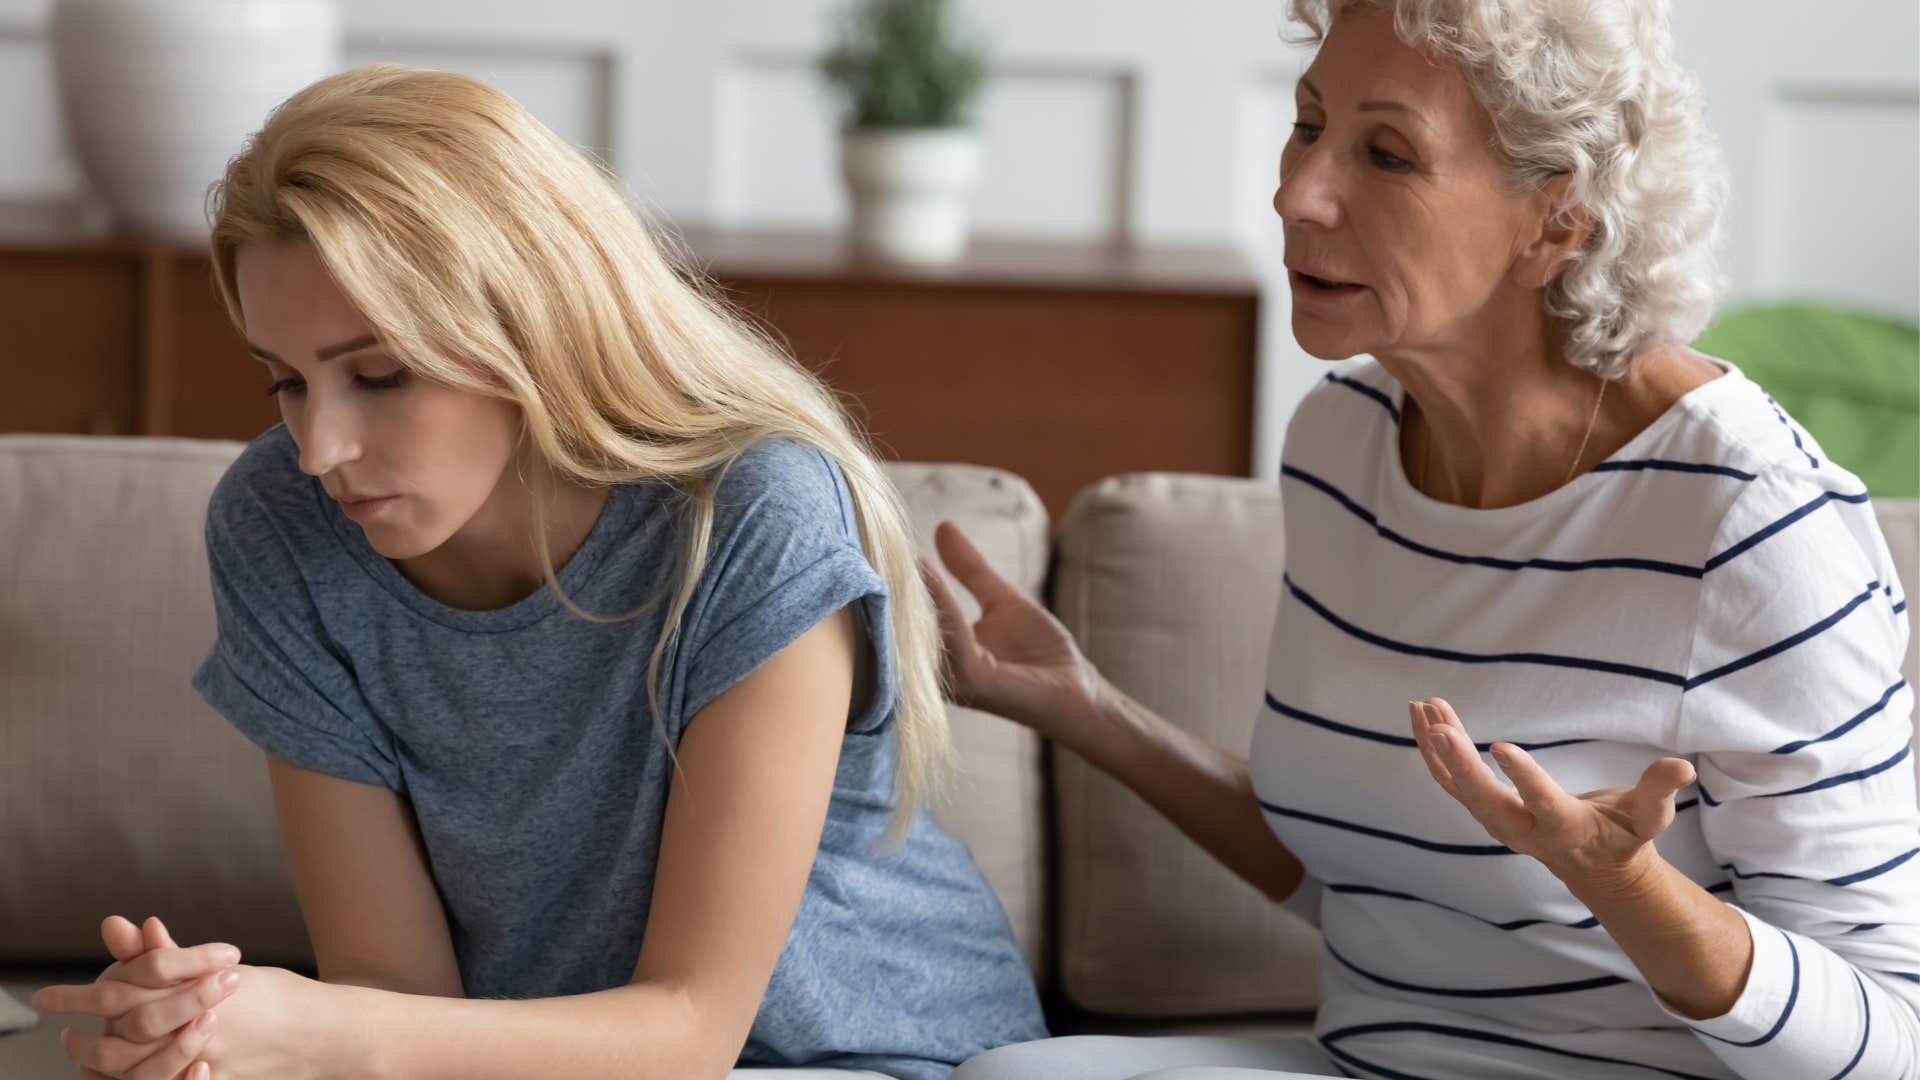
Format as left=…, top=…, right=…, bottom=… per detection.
left=234, top=240, right=521, bottom=561
left=1275, top=8, right=1548, bottom=361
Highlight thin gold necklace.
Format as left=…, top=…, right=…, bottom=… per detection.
left=1416, top=373, right=1608, bottom=498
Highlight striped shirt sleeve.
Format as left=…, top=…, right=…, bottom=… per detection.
left=1669, top=464, right=1920, bottom=1078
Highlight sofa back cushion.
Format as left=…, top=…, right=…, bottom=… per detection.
left=0, top=435, right=309, bottom=964
left=883, top=461, right=1052, bottom=983
left=1050, top=473, right=1323, bottom=1017
left=0, top=436, right=1053, bottom=982
left=1049, top=472, right=1920, bottom=1018
left=1878, top=501, right=1920, bottom=785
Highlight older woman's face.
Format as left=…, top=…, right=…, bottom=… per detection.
left=1275, top=8, right=1545, bottom=360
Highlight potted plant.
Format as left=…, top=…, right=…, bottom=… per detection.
left=821, top=0, right=987, bottom=264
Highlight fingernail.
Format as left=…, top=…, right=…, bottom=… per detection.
left=218, top=970, right=241, bottom=994
left=195, top=1011, right=217, bottom=1034
left=59, top=1027, right=70, bottom=1045
left=1492, top=748, right=1512, bottom=768
left=216, top=946, right=241, bottom=966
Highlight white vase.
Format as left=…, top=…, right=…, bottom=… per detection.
left=49, top=0, right=341, bottom=241
left=839, top=128, right=983, bottom=264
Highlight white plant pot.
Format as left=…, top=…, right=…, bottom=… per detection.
left=49, top=0, right=341, bottom=241
left=839, top=128, right=982, bottom=264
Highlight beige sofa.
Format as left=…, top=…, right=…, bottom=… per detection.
left=2, top=434, right=1916, bottom=1078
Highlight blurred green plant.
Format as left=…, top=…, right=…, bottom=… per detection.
left=821, top=0, right=987, bottom=130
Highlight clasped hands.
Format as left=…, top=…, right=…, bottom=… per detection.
left=30, top=915, right=329, bottom=1080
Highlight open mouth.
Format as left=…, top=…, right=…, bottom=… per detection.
left=1292, top=270, right=1366, bottom=293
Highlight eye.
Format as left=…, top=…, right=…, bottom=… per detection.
left=263, top=371, right=407, bottom=398
left=1370, top=146, right=1413, bottom=172
left=1290, top=121, right=1322, bottom=144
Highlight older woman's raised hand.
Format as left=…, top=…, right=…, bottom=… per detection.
left=1409, top=698, right=1698, bottom=892
left=919, top=521, right=1109, bottom=744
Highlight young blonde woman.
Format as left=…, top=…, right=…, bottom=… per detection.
left=29, top=64, right=1044, bottom=1080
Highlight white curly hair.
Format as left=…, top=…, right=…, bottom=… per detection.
left=1287, top=0, right=1730, bottom=379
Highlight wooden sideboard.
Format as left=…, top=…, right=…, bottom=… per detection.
left=1, top=225, right=1259, bottom=518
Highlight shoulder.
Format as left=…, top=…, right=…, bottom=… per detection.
left=1687, top=355, right=1878, bottom=564
left=205, top=425, right=326, bottom=562
left=1282, top=358, right=1399, bottom=465
left=1664, top=354, right=1858, bottom=485
left=1707, top=459, right=1885, bottom=585
left=708, top=437, right=861, bottom=544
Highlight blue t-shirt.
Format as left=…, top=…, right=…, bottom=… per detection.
left=190, top=426, right=1046, bottom=1078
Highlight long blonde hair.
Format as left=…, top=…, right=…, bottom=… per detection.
left=206, top=64, right=950, bottom=835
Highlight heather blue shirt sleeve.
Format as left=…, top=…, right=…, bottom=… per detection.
left=190, top=454, right=403, bottom=791
left=672, top=440, right=897, bottom=738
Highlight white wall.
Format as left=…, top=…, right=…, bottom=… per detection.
left=3, top=0, right=1915, bottom=479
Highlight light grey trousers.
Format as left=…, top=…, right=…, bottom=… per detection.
left=952, top=1034, right=1344, bottom=1080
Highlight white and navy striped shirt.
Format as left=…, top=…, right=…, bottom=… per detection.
left=1253, top=356, right=1918, bottom=1079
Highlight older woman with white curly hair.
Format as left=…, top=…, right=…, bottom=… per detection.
left=936, top=1, right=1919, bottom=1078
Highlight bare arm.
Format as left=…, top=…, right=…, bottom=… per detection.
left=1070, top=683, right=1304, bottom=903
left=923, top=521, right=1302, bottom=903
left=266, top=754, right=464, bottom=998
left=344, top=607, right=857, bottom=1080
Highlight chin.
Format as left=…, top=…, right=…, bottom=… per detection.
left=361, top=524, right=443, bottom=562
left=1290, top=318, right=1369, bottom=361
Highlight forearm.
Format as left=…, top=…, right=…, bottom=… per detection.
left=341, top=980, right=730, bottom=1080
left=1567, top=849, right=1752, bottom=1019
left=320, top=970, right=462, bottom=999
left=1069, top=683, right=1304, bottom=902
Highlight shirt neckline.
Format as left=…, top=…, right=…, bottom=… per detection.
left=1379, top=351, right=1747, bottom=530
left=322, top=477, right=638, bottom=633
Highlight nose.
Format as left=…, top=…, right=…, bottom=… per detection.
left=294, top=392, right=364, bottom=478
left=1274, top=139, right=1342, bottom=230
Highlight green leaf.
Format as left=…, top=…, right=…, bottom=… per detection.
left=819, top=0, right=988, bottom=130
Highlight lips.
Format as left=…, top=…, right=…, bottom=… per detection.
left=1290, top=268, right=1365, bottom=289
left=337, top=494, right=398, bottom=523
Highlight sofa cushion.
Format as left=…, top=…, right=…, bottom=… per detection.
left=0, top=435, right=310, bottom=965
left=1876, top=500, right=1920, bottom=787
left=0, top=436, right=1053, bottom=985
left=1050, top=473, right=1322, bottom=1017
left=888, top=461, right=1053, bottom=984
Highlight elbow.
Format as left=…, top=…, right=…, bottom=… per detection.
left=654, top=982, right=753, bottom=1080
left=1255, top=851, right=1309, bottom=905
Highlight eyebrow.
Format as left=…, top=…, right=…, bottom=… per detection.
left=1297, top=77, right=1427, bottom=126
left=246, top=333, right=381, bottom=365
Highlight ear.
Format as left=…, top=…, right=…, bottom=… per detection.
left=1511, top=172, right=1593, bottom=290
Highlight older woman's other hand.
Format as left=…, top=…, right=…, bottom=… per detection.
left=31, top=915, right=237, bottom=1080
left=920, top=521, right=1110, bottom=745
left=1409, top=697, right=1697, bottom=893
